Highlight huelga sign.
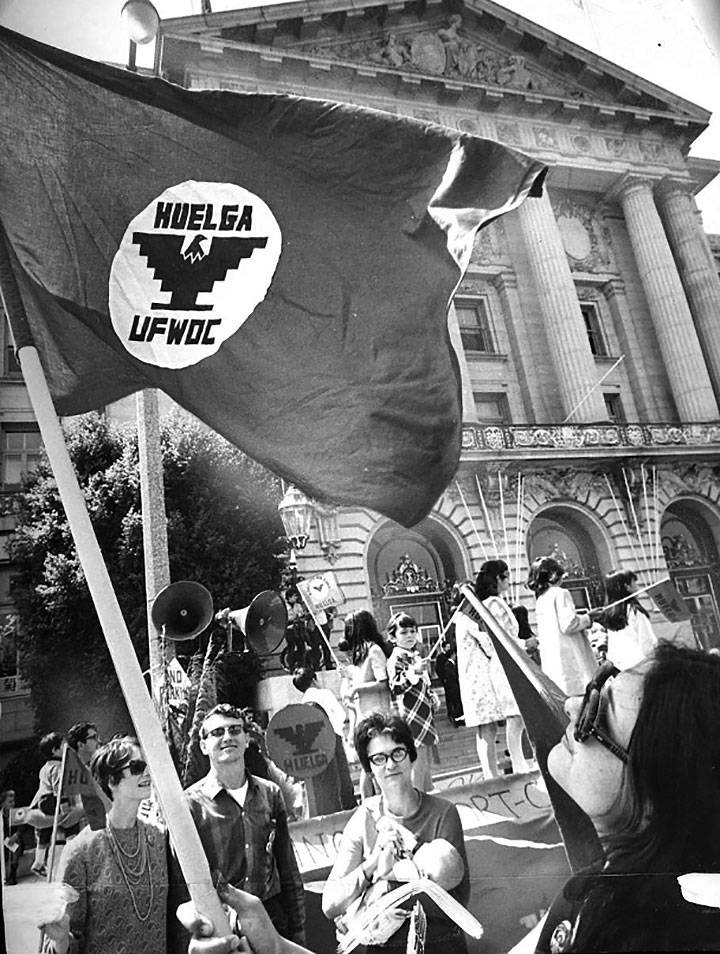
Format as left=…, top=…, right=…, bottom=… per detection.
left=109, top=180, right=282, bottom=369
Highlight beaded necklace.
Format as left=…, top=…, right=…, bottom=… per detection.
left=105, top=822, right=155, bottom=924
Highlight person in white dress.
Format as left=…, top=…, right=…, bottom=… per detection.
left=598, top=569, right=659, bottom=671
left=527, top=556, right=597, bottom=696
left=455, top=561, right=531, bottom=778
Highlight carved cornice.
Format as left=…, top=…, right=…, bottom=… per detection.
left=462, top=421, right=720, bottom=456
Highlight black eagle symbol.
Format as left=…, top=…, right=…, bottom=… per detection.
left=275, top=721, right=325, bottom=755
left=132, top=232, right=268, bottom=311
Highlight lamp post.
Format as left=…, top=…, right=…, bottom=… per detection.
left=120, top=0, right=169, bottom=700
left=277, top=485, right=315, bottom=553
left=120, top=0, right=160, bottom=72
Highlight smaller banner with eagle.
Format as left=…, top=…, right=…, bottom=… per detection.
left=0, top=26, right=545, bottom=527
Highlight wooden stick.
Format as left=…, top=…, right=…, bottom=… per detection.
left=604, top=474, right=636, bottom=564
left=641, top=463, right=654, bottom=568
left=474, top=474, right=499, bottom=560
left=594, top=576, right=670, bottom=613
left=498, top=469, right=510, bottom=566
left=455, top=479, right=489, bottom=561
left=14, top=345, right=230, bottom=935
left=561, top=355, right=625, bottom=423
left=513, top=474, right=522, bottom=605
left=622, top=466, right=649, bottom=567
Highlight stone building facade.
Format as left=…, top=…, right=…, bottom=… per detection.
left=155, top=0, right=720, bottom=651
left=2, top=0, right=720, bottom=755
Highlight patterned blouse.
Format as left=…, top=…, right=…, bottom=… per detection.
left=57, top=820, right=167, bottom=954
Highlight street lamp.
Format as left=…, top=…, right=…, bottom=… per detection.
left=121, top=0, right=160, bottom=72
left=277, top=485, right=315, bottom=551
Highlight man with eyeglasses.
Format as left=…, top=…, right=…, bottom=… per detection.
left=66, top=722, right=100, bottom=767
left=59, top=722, right=106, bottom=838
left=172, top=703, right=305, bottom=951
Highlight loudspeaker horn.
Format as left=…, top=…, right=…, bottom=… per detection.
left=228, top=590, right=287, bottom=655
left=150, top=581, right=214, bottom=641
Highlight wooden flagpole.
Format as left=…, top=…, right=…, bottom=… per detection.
left=46, top=744, right=69, bottom=883
left=0, top=240, right=228, bottom=936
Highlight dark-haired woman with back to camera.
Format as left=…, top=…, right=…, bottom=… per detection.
left=339, top=609, right=392, bottom=799
left=598, top=569, right=659, bottom=671
left=527, top=556, right=597, bottom=696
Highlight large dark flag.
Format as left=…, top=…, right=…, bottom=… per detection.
left=0, top=27, right=545, bottom=526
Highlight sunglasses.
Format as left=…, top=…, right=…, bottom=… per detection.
left=204, top=724, right=246, bottom=739
left=122, top=759, right=147, bottom=776
left=574, top=662, right=629, bottom=763
left=85, top=733, right=98, bottom=742
left=368, top=746, right=409, bottom=767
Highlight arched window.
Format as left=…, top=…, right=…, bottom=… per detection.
left=661, top=501, right=720, bottom=651
left=527, top=507, right=609, bottom=609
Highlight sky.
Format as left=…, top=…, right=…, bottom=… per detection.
left=1, top=0, right=719, bottom=229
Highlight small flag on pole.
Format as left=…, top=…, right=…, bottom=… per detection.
left=646, top=578, right=691, bottom=622
left=61, top=746, right=106, bottom=831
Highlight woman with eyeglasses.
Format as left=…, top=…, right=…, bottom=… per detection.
left=534, top=643, right=720, bottom=952
left=40, top=736, right=168, bottom=953
left=322, top=712, right=470, bottom=954
left=455, top=560, right=531, bottom=778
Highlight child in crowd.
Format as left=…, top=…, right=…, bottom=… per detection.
left=29, top=731, right=64, bottom=876
left=386, top=612, right=438, bottom=792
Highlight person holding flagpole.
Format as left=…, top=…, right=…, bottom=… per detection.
left=596, top=569, right=659, bottom=671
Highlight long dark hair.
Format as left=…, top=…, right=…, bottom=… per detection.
left=339, top=609, right=390, bottom=664
left=572, top=643, right=720, bottom=950
left=526, top=556, right=564, bottom=597
left=599, top=569, right=648, bottom=632
left=475, top=560, right=509, bottom=600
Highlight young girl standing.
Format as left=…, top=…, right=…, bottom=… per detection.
left=386, top=612, right=438, bottom=792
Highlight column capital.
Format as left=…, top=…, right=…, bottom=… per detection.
left=655, top=176, right=696, bottom=201
left=606, top=173, right=658, bottom=204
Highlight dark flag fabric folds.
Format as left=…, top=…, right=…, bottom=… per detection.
left=0, top=26, right=546, bottom=526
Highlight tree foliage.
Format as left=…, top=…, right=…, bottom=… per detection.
left=5, top=411, right=285, bottom=739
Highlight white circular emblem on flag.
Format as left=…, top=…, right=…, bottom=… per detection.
left=109, top=180, right=282, bottom=369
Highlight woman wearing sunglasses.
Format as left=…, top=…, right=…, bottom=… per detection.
left=41, top=736, right=168, bottom=953
left=535, top=643, right=720, bottom=952
left=322, top=712, right=470, bottom=954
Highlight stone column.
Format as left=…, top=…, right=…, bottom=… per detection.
left=616, top=176, right=718, bottom=421
left=491, top=271, right=548, bottom=421
left=656, top=178, right=720, bottom=398
left=516, top=190, right=607, bottom=422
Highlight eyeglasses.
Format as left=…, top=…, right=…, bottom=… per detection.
left=204, top=724, right=246, bottom=739
left=122, top=759, right=147, bottom=776
left=368, top=747, right=409, bottom=767
left=573, top=662, right=629, bottom=763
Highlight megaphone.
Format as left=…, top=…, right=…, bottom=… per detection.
left=227, top=590, right=287, bottom=655
left=150, top=581, right=214, bottom=641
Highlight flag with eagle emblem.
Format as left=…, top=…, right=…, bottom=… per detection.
left=0, top=26, right=546, bottom=527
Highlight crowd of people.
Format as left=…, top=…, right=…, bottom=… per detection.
left=4, top=558, right=719, bottom=953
